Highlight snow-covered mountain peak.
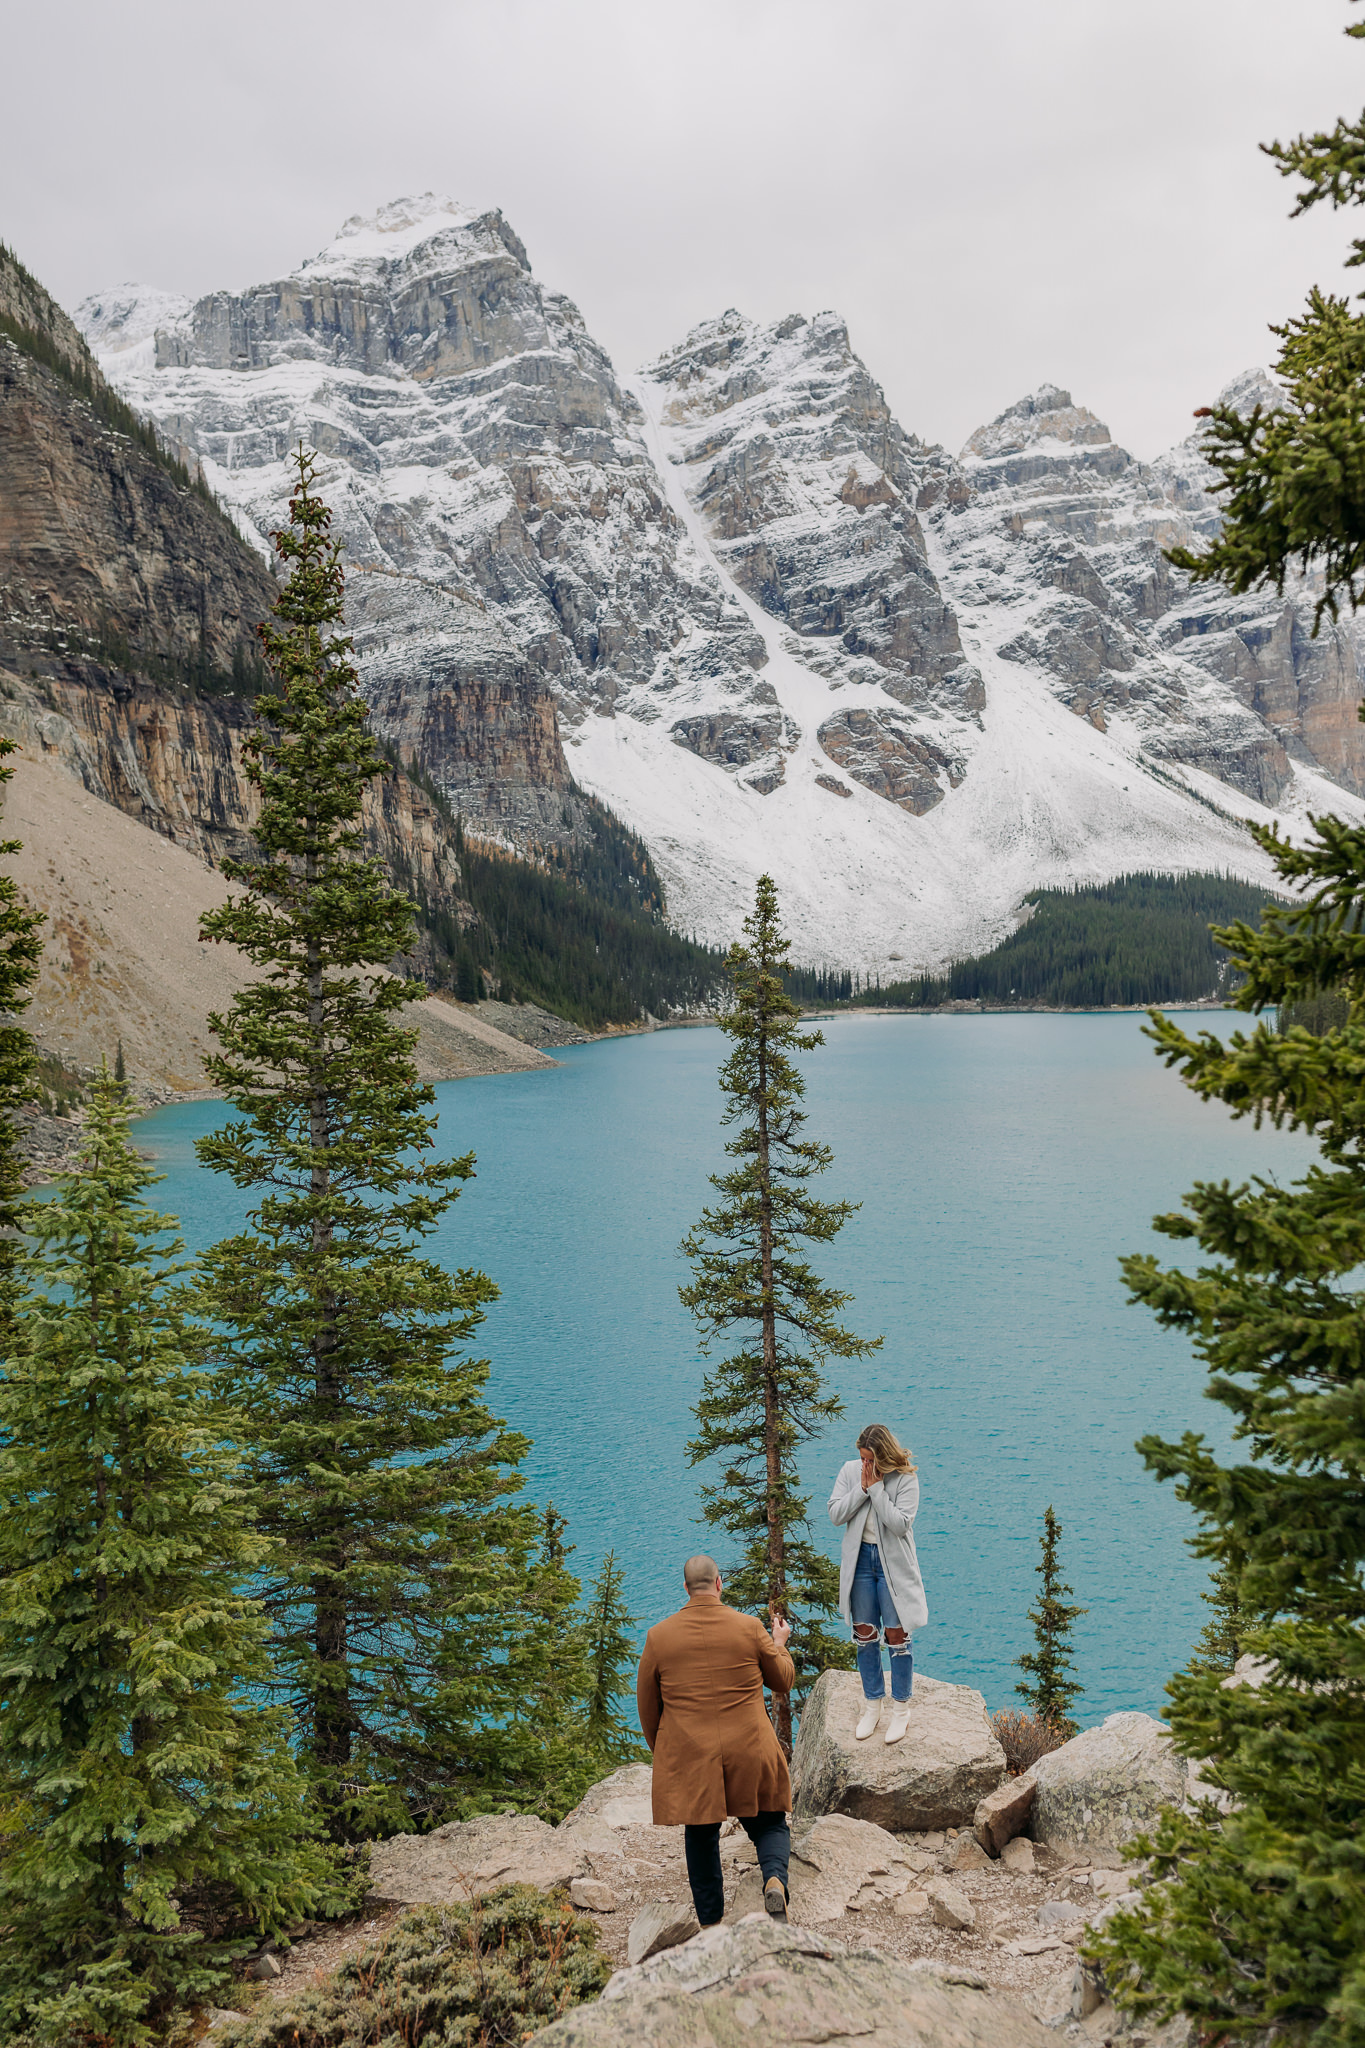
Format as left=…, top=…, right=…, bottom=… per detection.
left=646, top=308, right=884, bottom=438
left=1149, top=368, right=1282, bottom=528
left=319, top=193, right=479, bottom=257
left=1216, top=366, right=1284, bottom=420
left=297, top=194, right=529, bottom=286
left=962, top=385, right=1114, bottom=462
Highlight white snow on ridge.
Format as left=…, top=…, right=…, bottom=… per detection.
left=302, top=194, right=485, bottom=275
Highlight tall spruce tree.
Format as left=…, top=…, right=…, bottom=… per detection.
left=681, top=874, right=879, bottom=1749
left=1014, top=1505, right=1085, bottom=1735
left=0, top=735, right=44, bottom=1300
left=1093, top=20, right=1365, bottom=2033
left=196, top=448, right=539, bottom=1838
left=0, top=1071, right=324, bottom=2048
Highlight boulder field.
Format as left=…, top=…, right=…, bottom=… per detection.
left=254, top=1687, right=1195, bottom=2043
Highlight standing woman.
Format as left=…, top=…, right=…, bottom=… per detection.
left=828, top=1423, right=927, bottom=1744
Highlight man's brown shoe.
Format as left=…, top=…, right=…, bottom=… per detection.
left=764, top=1876, right=789, bottom=1923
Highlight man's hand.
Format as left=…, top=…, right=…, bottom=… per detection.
left=860, top=1450, right=878, bottom=1491
left=771, top=1612, right=792, bottom=1650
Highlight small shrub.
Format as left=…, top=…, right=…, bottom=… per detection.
left=219, top=1886, right=610, bottom=2047
left=991, top=1707, right=1069, bottom=1775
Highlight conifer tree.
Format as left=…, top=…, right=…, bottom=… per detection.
left=1090, top=20, right=1365, bottom=2038
left=1187, top=1553, right=1246, bottom=1676
left=581, top=1551, right=649, bottom=1767
left=196, top=448, right=535, bottom=1839
left=681, top=874, right=879, bottom=1749
left=0, top=735, right=44, bottom=1297
left=0, top=1071, right=323, bottom=2047
left=1014, top=1505, right=1085, bottom=1735
left=423, top=1499, right=638, bottom=1818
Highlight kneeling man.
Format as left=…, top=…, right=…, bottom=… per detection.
left=636, top=1553, right=796, bottom=1929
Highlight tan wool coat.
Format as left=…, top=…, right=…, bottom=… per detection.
left=636, top=1598, right=796, bottom=1825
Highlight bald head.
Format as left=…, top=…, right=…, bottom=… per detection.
left=683, top=1554, right=721, bottom=1593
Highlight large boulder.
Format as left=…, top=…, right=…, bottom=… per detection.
left=1031, top=1713, right=1184, bottom=1856
left=973, top=1769, right=1037, bottom=1854
left=368, top=1814, right=585, bottom=1904
left=729, top=1812, right=918, bottom=1923
left=559, top=1764, right=654, bottom=1831
left=792, top=1670, right=1006, bottom=1830
left=534, top=1918, right=1056, bottom=2046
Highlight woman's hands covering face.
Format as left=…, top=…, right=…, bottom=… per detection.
left=859, top=1449, right=878, bottom=1490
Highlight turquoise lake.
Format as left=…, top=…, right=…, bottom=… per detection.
left=131, top=1010, right=1314, bottom=1726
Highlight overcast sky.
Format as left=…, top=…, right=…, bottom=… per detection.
left=5, top=0, right=1360, bottom=458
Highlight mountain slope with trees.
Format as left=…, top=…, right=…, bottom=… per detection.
left=865, top=872, right=1283, bottom=1011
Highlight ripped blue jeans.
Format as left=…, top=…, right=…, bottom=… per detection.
left=851, top=1543, right=912, bottom=1702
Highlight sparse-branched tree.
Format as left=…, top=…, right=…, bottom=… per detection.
left=0, top=1070, right=325, bottom=2047
left=196, top=448, right=538, bottom=1840
left=681, top=875, right=880, bottom=1749
left=1090, top=19, right=1365, bottom=2040
left=1014, top=1505, right=1086, bottom=1735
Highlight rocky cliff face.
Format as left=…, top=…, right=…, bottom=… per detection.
left=0, top=662, right=465, bottom=934
left=0, top=246, right=470, bottom=937
left=0, top=321, right=272, bottom=689
left=641, top=311, right=982, bottom=810
left=78, top=197, right=1364, bottom=971
left=78, top=196, right=760, bottom=838
left=927, top=376, right=1364, bottom=806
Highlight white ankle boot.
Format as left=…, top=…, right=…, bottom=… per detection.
left=855, top=1696, right=883, bottom=1740
left=884, top=1700, right=912, bottom=1744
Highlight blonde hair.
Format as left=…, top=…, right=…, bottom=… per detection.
left=858, top=1423, right=916, bottom=1475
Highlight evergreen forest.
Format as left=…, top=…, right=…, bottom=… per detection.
left=406, top=784, right=729, bottom=1029
left=865, top=871, right=1283, bottom=1011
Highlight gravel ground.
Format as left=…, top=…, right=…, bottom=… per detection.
left=241, top=1819, right=1111, bottom=2029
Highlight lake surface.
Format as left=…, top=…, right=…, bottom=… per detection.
left=133, top=1011, right=1314, bottom=1724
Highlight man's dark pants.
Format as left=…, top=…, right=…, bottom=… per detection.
left=683, top=1811, right=790, bottom=1926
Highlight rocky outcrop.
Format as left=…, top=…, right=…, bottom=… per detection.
left=791, top=1671, right=1006, bottom=1830
left=559, top=1763, right=655, bottom=1831
left=0, top=666, right=468, bottom=937
left=534, top=1919, right=1056, bottom=2047
left=0, top=323, right=271, bottom=691
left=817, top=705, right=965, bottom=814
left=1031, top=1713, right=1184, bottom=1857
left=626, top=1903, right=699, bottom=1965
left=368, top=1814, right=586, bottom=1904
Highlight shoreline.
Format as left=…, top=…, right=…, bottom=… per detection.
left=66, top=998, right=1244, bottom=1138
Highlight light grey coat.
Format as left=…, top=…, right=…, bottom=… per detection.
left=828, top=1460, right=928, bottom=1633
